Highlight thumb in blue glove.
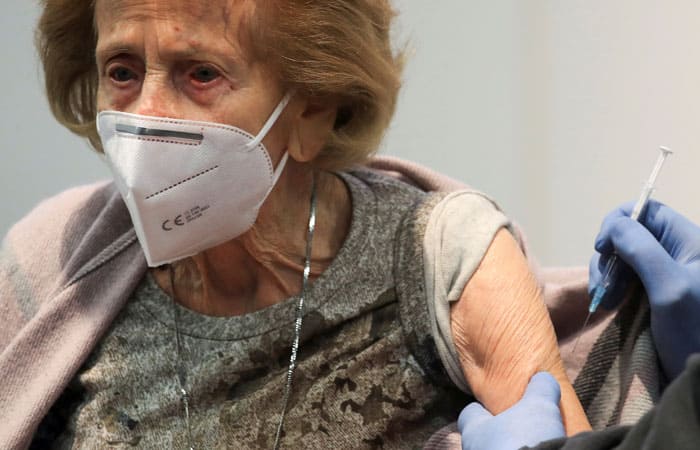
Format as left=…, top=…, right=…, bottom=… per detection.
left=590, top=199, right=700, bottom=380
left=458, top=372, right=565, bottom=450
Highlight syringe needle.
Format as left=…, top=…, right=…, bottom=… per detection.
left=569, top=312, right=592, bottom=356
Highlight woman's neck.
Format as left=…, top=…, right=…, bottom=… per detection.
left=152, top=161, right=352, bottom=316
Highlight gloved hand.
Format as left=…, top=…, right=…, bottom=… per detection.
left=590, top=199, right=700, bottom=380
left=458, top=372, right=565, bottom=450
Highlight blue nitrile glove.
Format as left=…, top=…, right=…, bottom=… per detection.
left=458, top=372, right=565, bottom=450
left=590, top=199, right=700, bottom=380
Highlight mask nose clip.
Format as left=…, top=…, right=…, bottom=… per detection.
left=116, top=123, right=204, bottom=144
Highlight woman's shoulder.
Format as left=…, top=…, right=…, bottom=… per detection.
left=1, top=181, right=130, bottom=300
left=346, top=166, right=428, bottom=197
left=0, top=181, right=132, bottom=349
left=4, top=181, right=119, bottom=246
left=349, top=165, right=506, bottom=224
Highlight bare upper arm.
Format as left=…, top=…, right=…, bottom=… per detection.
left=450, top=228, right=590, bottom=434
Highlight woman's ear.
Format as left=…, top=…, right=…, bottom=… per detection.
left=287, top=98, right=338, bottom=163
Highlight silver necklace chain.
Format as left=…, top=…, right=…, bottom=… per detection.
left=169, top=174, right=317, bottom=450
left=169, top=265, right=196, bottom=450
left=273, top=174, right=317, bottom=449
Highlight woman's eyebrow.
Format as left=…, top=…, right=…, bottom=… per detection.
left=97, top=37, right=241, bottom=59
left=161, top=40, right=245, bottom=62
left=95, top=42, right=139, bottom=62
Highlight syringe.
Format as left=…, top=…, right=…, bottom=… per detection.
left=570, top=146, right=673, bottom=354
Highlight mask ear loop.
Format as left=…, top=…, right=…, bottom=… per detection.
left=250, top=91, right=295, bottom=206
left=269, top=152, right=290, bottom=185
left=253, top=149, right=289, bottom=211
left=245, top=91, right=295, bottom=150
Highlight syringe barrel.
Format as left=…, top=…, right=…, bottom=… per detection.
left=590, top=254, right=622, bottom=312
left=630, top=184, right=654, bottom=221
left=600, top=254, right=621, bottom=288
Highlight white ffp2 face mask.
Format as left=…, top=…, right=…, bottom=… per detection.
left=97, top=93, right=293, bottom=267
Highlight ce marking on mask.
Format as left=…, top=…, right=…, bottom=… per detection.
left=162, top=205, right=211, bottom=231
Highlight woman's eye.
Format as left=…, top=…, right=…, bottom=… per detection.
left=108, top=66, right=137, bottom=83
left=190, top=66, right=220, bottom=83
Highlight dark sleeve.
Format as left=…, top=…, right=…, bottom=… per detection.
left=29, top=379, right=86, bottom=449
left=528, top=353, right=700, bottom=450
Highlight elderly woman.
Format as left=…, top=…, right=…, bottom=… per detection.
left=0, top=0, right=589, bottom=448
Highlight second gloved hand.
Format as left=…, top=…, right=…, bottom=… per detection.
left=458, top=372, right=565, bottom=450
left=590, top=200, right=700, bottom=380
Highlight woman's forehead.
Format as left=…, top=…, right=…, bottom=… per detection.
left=94, top=0, right=257, bottom=60
left=95, top=0, right=254, bottom=31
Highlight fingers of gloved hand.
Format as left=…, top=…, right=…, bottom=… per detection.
left=639, top=201, right=700, bottom=256
left=588, top=252, right=635, bottom=310
left=458, top=402, right=492, bottom=432
left=515, top=372, right=565, bottom=444
left=457, top=374, right=565, bottom=450
left=596, top=200, right=698, bottom=255
left=520, top=372, right=561, bottom=409
left=456, top=372, right=561, bottom=431
left=594, top=201, right=637, bottom=254
left=601, top=216, right=684, bottom=301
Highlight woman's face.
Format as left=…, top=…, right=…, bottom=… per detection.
left=94, top=0, right=290, bottom=157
